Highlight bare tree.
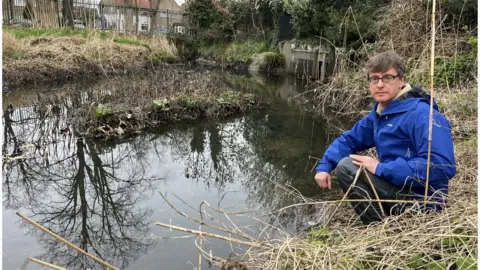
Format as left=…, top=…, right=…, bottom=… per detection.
left=63, top=0, right=75, bottom=28
left=149, top=0, right=164, bottom=34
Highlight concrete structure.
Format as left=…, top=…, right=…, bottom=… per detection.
left=281, top=41, right=330, bottom=81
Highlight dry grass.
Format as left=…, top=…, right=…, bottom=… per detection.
left=2, top=30, right=178, bottom=85
left=376, top=0, right=471, bottom=63
left=312, top=70, right=371, bottom=119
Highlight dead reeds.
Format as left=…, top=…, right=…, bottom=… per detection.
left=2, top=29, right=178, bottom=86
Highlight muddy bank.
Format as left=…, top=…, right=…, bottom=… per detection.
left=2, top=30, right=179, bottom=86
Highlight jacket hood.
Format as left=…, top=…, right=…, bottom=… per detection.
left=375, top=84, right=438, bottom=116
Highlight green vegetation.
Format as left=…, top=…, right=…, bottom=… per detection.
left=180, top=97, right=200, bottom=108
left=3, top=27, right=158, bottom=51
left=199, top=40, right=269, bottom=64
left=216, top=91, right=255, bottom=105
left=152, top=98, right=170, bottom=111
left=435, top=36, right=478, bottom=86
left=95, top=104, right=117, bottom=118
left=260, top=52, right=285, bottom=70
left=113, top=37, right=150, bottom=50
left=3, top=26, right=93, bottom=39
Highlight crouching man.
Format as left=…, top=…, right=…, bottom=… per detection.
left=314, top=51, right=456, bottom=224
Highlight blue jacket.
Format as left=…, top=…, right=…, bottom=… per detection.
left=316, top=86, right=456, bottom=201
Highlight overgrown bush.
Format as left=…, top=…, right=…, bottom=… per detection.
left=261, top=52, right=285, bottom=70
left=167, top=32, right=199, bottom=60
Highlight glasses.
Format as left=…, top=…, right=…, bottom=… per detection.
left=368, top=74, right=400, bottom=84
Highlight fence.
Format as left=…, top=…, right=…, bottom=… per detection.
left=2, top=0, right=186, bottom=35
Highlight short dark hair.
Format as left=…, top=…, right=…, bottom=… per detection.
left=365, top=51, right=405, bottom=78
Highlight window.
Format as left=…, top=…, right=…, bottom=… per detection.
left=140, top=11, right=148, bottom=17
left=104, top=6, right=116, bottom=14
left=14, top=0, right=25, bottom=6
left=174, top=26, right=185, bottom=34
left=141, top=23, right=148, bottom=31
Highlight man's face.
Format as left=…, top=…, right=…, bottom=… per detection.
left=368, top=67, right=404, bottom=105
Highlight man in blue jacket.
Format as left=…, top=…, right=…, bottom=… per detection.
left=314, top=51, right=456, bottom=224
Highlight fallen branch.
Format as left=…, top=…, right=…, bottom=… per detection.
left=155, top=221, right=271, bottom=248
left=27, top=257, right=65, bottom=270
left=160, top=192, right=256, bottom=242
left=17, top=212, right=119, bottom=270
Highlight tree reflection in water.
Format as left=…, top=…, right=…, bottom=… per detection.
left=3, top=106, right=159, bottom=269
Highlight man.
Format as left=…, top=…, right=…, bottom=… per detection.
left=314, top=51, right=456, bottom=224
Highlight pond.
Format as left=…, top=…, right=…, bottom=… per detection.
left=2, top=69, right=343, bottom=269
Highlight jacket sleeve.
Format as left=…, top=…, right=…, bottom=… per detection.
left=375, top=109, right=456, bottom=188
left=315, top=115, right=375, bottom=173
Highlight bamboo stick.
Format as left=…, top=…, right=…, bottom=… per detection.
left=198, top=226, right=203, bottom=270
left=16, top=213, right=119, bottom=270
left=363, top=167, right=387, bottom=217
left=28, top=257, right=66, bottom=270
left=341, top=165, right=364, bottom=200
left=425, top=0, right=437, bottom=211
left=325, top=165, right=364, bottom=225
left=155, top=222, right=270, bottom=248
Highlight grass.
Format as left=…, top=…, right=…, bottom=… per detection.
left=2, top=27, right=178, bottom=85
left=3, top=26, right=93, bottom=39
left=112, top=36, right=151, bottom=50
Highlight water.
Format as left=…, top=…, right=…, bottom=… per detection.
left=2, top=70, right=340, bottom=269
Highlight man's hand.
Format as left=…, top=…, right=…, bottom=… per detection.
left=315, top=172, right=331, bottom=189
left=350, top=154, right=379, bottom=174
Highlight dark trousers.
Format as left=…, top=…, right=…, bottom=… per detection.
left=335, top=157, right=414, bottom=224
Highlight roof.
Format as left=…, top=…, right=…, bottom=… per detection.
left=99, top=0, right=150, bottom=9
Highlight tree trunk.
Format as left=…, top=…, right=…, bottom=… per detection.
left=149, top=0, right=163, bottom=34
left=9, top=0, right=15, bottom=20
left=63, top=0, right=74, bottom=28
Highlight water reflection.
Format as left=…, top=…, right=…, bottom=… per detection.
left=4, top=137, right=158, bottom=269
left=3, top=70, right=333, bottom=269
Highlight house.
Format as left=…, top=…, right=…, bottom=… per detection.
left=153, top=0, right=184, bottom=33
left=99, top=0, right=185, bottom=34
left=99, top=0, right=151, bottom=33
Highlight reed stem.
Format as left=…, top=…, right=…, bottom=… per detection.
left=425, top=0, right=437, bottom=210
left=27, top=258, right=66, bottom=270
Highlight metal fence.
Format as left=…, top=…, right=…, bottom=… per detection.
left=2, top=0, right=186, bottom=35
